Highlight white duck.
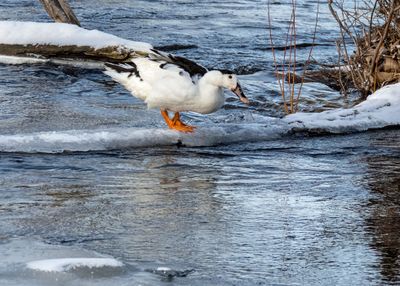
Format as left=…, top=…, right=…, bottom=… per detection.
left=104, top=49, right=249, bottom=132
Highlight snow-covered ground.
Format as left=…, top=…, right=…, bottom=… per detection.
left=286, top=83, right=400, bottom=133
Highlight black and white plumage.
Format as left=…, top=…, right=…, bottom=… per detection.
left=104, top=49, right=248, bottom=132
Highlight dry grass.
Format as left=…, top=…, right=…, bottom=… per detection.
left=267, top=0, right=320, bottom=114
left=328, top=0, right=400, bottom=97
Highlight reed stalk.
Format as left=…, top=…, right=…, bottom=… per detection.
left=267, top=0, right=319, bottom=114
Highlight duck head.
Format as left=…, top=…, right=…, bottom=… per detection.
left=205, top=70, right=249, bottom=104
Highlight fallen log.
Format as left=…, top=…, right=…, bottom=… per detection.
left=0, top=21, right=152, bottom=66
left=0, top=43, right=145, bottom=62
left=277, top=67, right=354, bottom=91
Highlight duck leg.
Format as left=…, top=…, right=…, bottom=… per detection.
left=172, top=112, right=196, bottom=132
left=160, top=110, right=195, bottom=133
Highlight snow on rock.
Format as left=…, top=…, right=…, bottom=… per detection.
left=26, top=258, right=124, bottom=272
left=285, top=82, right=400, bottom=133
left=0, top=21, right=152, bottom=52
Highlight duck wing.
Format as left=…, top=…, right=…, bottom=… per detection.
left=104, top=51, right=203, bottom=107
left=105, top=47, right=207, bottom=83
left=148, top=48, right=208, bottom=80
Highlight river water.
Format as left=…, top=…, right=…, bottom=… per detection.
left=0, top=0, right=400, bottom=285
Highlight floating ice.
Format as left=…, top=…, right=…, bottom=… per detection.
left=156, top=267, right=172, bottom=272
left=0, top=120, right=287, bottom=153
left=26, top=258, right=124, bottom=273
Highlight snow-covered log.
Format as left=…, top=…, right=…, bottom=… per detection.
left=0, top=21, right=152, bottom=66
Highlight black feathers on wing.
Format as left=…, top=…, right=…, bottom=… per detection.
left=105, top=49, right=208, bottom=82
left=149, top=49, right=208, bottom=78
left=104, top=62, right=142, bottom=80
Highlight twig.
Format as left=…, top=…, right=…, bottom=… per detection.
left=38, top=0, right=80, bottom=26
left=335, top=40, right=347, bottom=96
left=368, top=0, right=379, bottom=45
left=267, top=1, right=288, bottom=114
left=328, top=0, right=355, bottom=43
left=290, top=0, right=297, bottom=113
left=295, top=0, right=320, bottom=111
left=282, top=10, right=293, bottom=114
left=369, top=1, right=396, bottom=80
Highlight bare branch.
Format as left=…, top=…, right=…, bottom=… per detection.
left=295, top=0, right=320, bottom=111
left=39, top=0, right=81, bottom=26
left=369, top=0, right=396, bottom=87
left=268, top=0, right=289, bottom=114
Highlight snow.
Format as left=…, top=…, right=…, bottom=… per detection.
left=0, top=54, right=104, bottom=68
left=156, top=267, right=172, bottom=272
left=0, top=21, right=152, bottom=52
left=0, top=122, right=286, bottom=153
left=0, top=55, right=48, bottom=65
left=286, top=82, right=400, bottom=133
left=26, top=258, right=124, bottom=272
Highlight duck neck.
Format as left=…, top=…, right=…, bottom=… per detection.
left=195, top=76, right=225, bottom=114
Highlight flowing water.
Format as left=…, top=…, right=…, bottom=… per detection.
left=0, top=1, right=400, bottom=285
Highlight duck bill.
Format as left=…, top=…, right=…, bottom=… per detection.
left=231, top=83, right=249, bottom=104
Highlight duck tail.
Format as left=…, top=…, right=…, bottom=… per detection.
left=104, top=62, right=142, bottom=80
left=104, top=62, right=132, bottom=73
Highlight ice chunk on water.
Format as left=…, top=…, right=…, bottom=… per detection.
left=26, top=258, right=124, bottom=273
left=156, top=267, right=172, bottom=272
left=0, top=120, right=287, bottom=153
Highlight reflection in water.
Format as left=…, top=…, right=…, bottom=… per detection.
left=365, top=155, right=400, bottom=283
left=44, top=185, right=94, bottom=208
left=1, top=150, right=225, bottom=265
left=3, top=134, right=400, bottom=285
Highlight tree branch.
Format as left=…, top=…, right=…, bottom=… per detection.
left=38, top=0, right=80, bottom=26
left=369, top=1, right=396, bottom=82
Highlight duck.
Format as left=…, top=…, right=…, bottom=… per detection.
left=104, top=49, right=249, bottom=132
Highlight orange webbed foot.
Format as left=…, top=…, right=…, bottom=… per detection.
left=161, top=110, right=196, bottom=133
left=173, top=123, right=196, bottom=133
left=172, top=112, right=196, bottom=133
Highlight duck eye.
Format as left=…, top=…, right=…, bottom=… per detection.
left=228, top=75, right=232, bottom=79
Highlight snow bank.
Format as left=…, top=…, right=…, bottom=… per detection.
left=0, top=21, right=152, bottom=52
left=286, top=82, right=400, bottom=132
left=27, top=258, right=124, bottom=272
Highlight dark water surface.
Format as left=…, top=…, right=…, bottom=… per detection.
left=1, top=1, right=400, bottom=285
